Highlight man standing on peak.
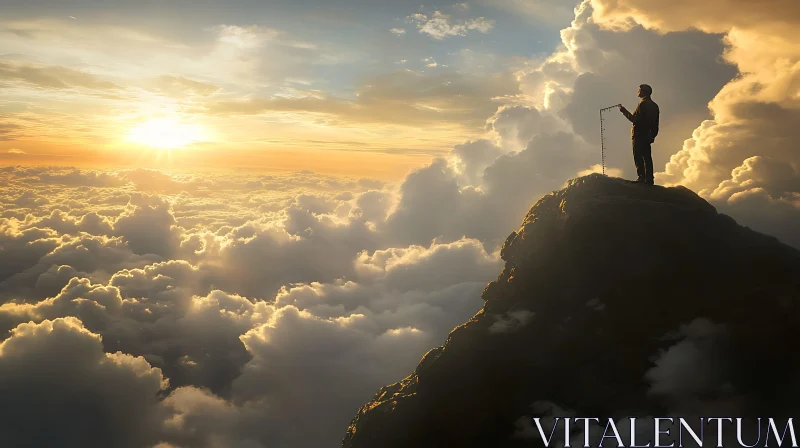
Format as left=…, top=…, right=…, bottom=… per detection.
left=618, top=84, right=659, bottom=185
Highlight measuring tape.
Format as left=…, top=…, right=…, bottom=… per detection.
left=599, top=105, right=619, bottom=175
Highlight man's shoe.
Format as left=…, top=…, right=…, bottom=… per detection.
left=645, top=179, right=655, bottom=185
left=632, top=178, right=646, bottom=183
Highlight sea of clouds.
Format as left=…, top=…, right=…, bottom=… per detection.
left=0, top=163, right=526, bottom=447
left=2, top=0, right=799, bottom=446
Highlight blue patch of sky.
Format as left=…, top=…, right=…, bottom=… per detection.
left=4, top=0, right=567, bottom=99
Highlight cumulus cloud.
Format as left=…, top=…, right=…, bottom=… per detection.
left=0, top=164, right=511, bottom=446
left=113, top=194, right=183, bottom=257
left=489, top=309, right=534, bottom=333
left=35, top=168, right=129, bottom=188
left=383, top=129, right=596, bottom=249
left=511, top=0, right=736, bottom=177
left=0, top=221, right=61, bottom=294
left=156, top=387, right=260, bottom=448
left=642, top=318, right=771, bottom=436
left=0, top=318, right=167, bottom=448
left=645, top=318, right=735, bottom=413
left=485, top=105, right=569, bottom=152
left=1, top=2, right=799, bottom=447
left=0, top=232, right=160, bottom=302
left=7, top=148, right=25, bottom=154
left=229, top=306, right=432, bottom=446
left=589, top=0, right=800, bottom=35
left=475, top=0, right=799, bottom=247
left=585, top=0, right=800, bottom=247
left=121, top=168, right=203, bottom=194
left=22, top=209, right=113, bottom=236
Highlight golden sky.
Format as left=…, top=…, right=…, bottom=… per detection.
left=0, top=3, right=567, bottom=177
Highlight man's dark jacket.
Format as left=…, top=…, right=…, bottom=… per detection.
left=621, top=97, right=659, bottom=142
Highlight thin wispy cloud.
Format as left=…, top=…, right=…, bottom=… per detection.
left=213, top=24, right=280, bottom=49
left=408, top=11, right=495, bottom=40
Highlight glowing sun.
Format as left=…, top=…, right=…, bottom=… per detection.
left=128, top=118, right=204, bottom=149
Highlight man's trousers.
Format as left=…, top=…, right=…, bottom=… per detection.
left=632, top=137, right=654, bottom=181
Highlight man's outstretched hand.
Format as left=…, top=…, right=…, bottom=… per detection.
left=617, top=104, right=627, bottom=113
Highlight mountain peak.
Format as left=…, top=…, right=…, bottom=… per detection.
left=343, top=174, right=800, bottom=448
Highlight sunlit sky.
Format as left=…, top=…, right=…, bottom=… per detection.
left=1, top=1, right=799, bottom=447
left=0, top=0, right=572, bottom=177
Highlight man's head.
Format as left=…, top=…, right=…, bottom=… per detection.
left=638, top=84, right=653, bottom=98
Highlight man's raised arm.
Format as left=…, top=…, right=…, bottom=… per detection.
left=618, top=102, right=642, bottom=124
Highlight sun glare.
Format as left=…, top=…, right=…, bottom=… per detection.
left=128, top=118, right=204, bottom=149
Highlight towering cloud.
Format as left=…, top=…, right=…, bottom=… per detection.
left=587, top=0, right=800, bottom=246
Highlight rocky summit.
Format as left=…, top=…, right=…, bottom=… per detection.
left=342, top=174, right=800, bottom=448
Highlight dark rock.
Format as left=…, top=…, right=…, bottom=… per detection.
left=342, top=174, right=800, bottom=448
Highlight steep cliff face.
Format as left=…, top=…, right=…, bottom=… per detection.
left=342, top=174, right=800, bottom=448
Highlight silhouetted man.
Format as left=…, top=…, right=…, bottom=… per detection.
left=618, top=84, right=659, bottom=184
